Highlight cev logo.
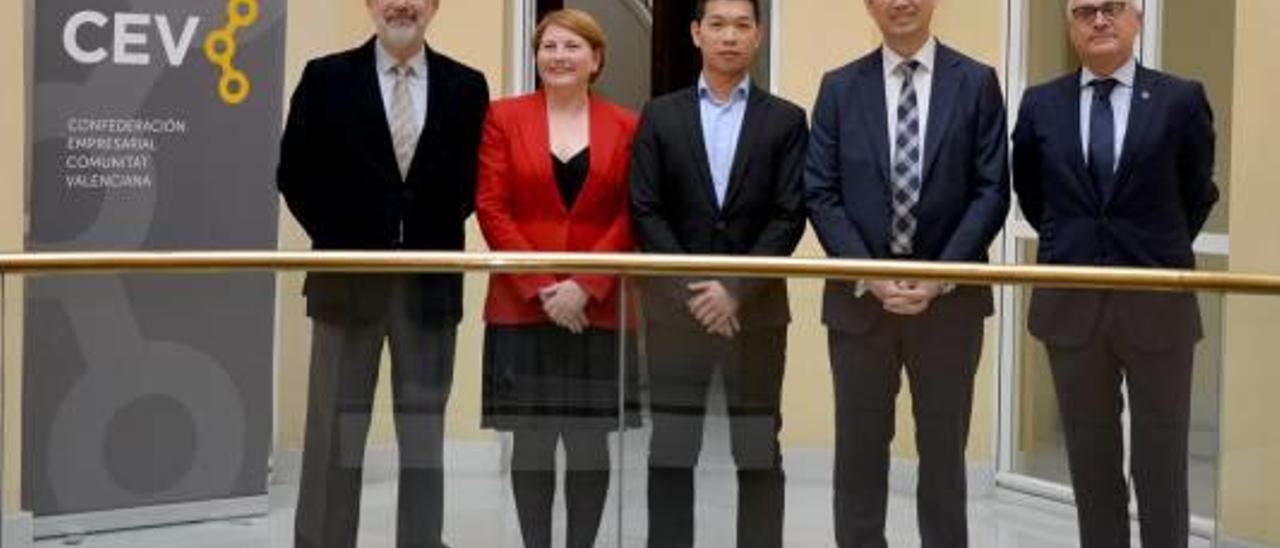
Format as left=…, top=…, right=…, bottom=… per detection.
left=61, top=0, right=260, bottom=106
left=203, top=0, right=259, bottom=105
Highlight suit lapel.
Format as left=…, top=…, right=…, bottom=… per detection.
left=354, top=39, right=401, bottom=184
left=856, top=57, right=892, bottom=187
left=405, top=46, right=449, bottom=182
left=574, top=96, right=619, bottom=216
left=1054, top=72, right=1102, bottom=207
left=678, top=89, right=721, bottom=211
left=519, top=93, right=563, bottom=214
left=921, top=46, right=960, bottom=185
left=1111, top=66, right=1158, bottom=197
left=721, top=86, right=766, bottom=212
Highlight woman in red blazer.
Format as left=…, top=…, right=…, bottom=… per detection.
left=475, top=9, right=637, bottom=548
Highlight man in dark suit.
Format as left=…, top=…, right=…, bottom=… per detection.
left=276, top=0, right=488, bottom=546
left=1012, top=1, right=1218, bottom=546
left=629, top=0, right=807, bottom=546
left=804, top=1, right=1009, bottom=546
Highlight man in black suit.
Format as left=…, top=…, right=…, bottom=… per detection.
left=276, top=0, right=488, bottom=546
left=804, top=1, right=1009, bottom=546
left=629, top=0, right=807, bottom=546
left=1013, top=1, right=1218, bottom=546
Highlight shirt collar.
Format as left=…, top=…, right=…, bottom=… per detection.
left=1081, top=57, right=1137, bottom=89
left=882, top=36, right=937, bottom=78
left=375, top=38, right=427, bottom=78
left=697, top=73, right=751, bottom=106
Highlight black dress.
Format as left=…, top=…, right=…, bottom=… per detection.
left=481, top=149, right=640, bottom=431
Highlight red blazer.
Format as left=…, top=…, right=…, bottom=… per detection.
left=476, top=92, right=639, bottom=327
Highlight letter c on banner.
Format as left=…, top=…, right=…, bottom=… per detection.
left=64, top=11, right=109, bottom=64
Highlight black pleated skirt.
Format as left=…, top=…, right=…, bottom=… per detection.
left=482, top=324, right=640, bottom=431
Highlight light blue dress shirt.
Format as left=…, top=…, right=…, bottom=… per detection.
left=698, top=74, right=751, bottom=208
left=1080, top=57, right=1137, bottom=170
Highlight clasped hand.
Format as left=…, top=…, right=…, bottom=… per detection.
left=539, top=280, right=589, bottom=334
left=686, top=280, right=741, bottom=339
left=866, top=280, right=945, bottom=316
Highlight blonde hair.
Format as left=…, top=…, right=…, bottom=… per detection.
left=532, top=9, right=608, bottom=83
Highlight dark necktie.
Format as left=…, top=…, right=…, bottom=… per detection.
left=1088, top=78, right=1119, bottom=199
left=890, top=60, right=922, bottom=256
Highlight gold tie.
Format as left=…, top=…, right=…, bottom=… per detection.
left=390, top=64, right=418, bottom=180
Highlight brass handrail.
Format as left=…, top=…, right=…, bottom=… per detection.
left=0, top=251, right=1278, bottom=295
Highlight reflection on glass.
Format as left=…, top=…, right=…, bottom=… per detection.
left=1162, top=0, right=1235, bottom=234
left=1026, top=0, right=1075, bottom=87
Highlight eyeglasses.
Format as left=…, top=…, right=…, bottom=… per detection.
left=1071, top=1, right=1129, bottom=24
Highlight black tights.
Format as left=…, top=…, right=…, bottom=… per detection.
left=510, top=429, right=612, bottom=548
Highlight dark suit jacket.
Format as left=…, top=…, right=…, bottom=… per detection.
left=1013, top=65, right=1218, bottom=349
left=476, top=92, right=638, bottom=327
left=277, top=39, right=490, bottom=325
left=805, top=44, right=1010, bottom=334
left=630, top=84, right=808, bottom=330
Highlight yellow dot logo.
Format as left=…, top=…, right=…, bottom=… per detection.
left=204, top=0, right=259, bottom=105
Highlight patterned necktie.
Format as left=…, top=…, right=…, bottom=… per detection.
left=1088, top=78, right=1119, bottom=199
left=390, top=64, right=418, bottom=180
left=890, top=60, right=923, bottom=256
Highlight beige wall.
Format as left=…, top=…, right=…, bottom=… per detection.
left=1, top=0, right=24, bottom=515
left=1222, top=0, right=1280, bottom=542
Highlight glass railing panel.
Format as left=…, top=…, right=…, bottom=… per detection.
left=1215, top=290, right=1280, bottom=548
left=2, top=260, right=1277, bottom=548
left=7, top=270, right=275, bottom=546
left=272, top=268, right=631, bottom=548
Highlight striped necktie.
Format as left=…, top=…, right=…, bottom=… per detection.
left=390, top=64, right=418, bottom=180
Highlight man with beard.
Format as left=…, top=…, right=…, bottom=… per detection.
left=277, top=0, right=488, bottom=546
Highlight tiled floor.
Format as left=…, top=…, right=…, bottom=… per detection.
left=26, top=478, right=1216, bottom=548
left=25, top=418, right=1219, bottom=548
left=28, top=460, right=1216, bottom=547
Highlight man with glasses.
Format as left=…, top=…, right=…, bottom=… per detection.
left=805, top=0, right=1009, bottom=546
left=1012, top=1, right=1218, bottom=546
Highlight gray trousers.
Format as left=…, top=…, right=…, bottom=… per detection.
left=294, top=280, right=457, bottom=548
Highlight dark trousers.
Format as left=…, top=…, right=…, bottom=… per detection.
left=828, top=313, right=983, bottom=548
left=1045, top=299, right=1195, bottom=548
left=295, top=280, right=457, bottom=548
left=510, top=429, right=612, bottom=548
left=645, top=325, right=787, bottom=548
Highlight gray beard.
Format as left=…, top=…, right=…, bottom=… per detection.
left=379, top=25, right=423, bottom=52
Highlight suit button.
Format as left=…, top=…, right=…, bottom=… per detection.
left=715, top=221, right=727, bottom=231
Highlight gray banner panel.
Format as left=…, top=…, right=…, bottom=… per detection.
left=25, top=0, right=285, bottom=518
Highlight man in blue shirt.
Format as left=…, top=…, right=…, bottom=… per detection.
left=629, top=0, right=808, bottom=546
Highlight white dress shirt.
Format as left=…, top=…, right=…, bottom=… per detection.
left=374, top=40, right=429, bottom=140
left=1080, top=57, right=1137, bottom=170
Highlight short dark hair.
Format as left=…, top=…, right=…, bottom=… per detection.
left=694, top=0, right=761, bottom=23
